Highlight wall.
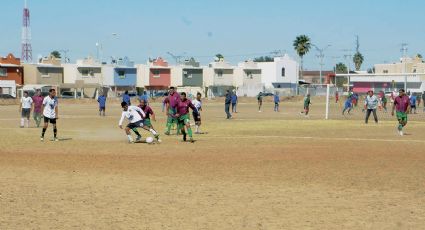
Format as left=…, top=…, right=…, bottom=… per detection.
left=149, top=68, right=171, bottom=88
left=213, top=69, right=234, bottom=86
left=114, top=68, right=137, bottom=86
left=182, top=68, right=203, bottom=87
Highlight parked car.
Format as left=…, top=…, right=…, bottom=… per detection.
left=153, top=91, right=168, bottom=97
left=60, top=91, right=82, bottom=98
left=0, top=94, right=15, bottom=99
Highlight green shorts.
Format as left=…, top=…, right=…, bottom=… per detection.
left=144, top=118, right=152, bottom=127
left=167, top=108, right=177, bottom=124
left=396, top=111, right=407, bottom=123
left=177, top=114, right=190, bottom=125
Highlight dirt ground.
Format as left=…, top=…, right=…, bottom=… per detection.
left=1, top=98, right=425, bottom=229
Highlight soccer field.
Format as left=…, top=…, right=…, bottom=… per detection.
left=1, top=98, right=425, bottom=229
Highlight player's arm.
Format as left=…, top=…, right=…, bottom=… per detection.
left=391, top=100, right=396, bottom=116
left=19, top=98, right=22, bottom=112
left=134, top=106, right=146, bottom=118
left=150, top=108, right=156, bottom=121
left=118, top=112, right=125, bottom=129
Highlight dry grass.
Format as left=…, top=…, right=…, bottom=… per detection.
left=1, top=98, right=425, bottom=229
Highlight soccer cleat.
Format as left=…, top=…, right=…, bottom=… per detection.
left=40, top=137, right=44, bottom=142
left=189, top=137, right=194, bottom=143
left=399, top=130, right=404, bottom=136
left=135, top=135, right=142, bottom=142
left=183, top=133, right=187, bottom=142
left=154, top=134, right=160, bottom=141
left=54, top=138, right=59, bottom=142
left=164, top=131, right=170, bottom=135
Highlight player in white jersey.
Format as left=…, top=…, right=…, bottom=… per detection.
left=41, top=89, right=59, bottom=141
left=119, top=101, right=160, bottom=143
left=19, top=91, right=33, bottom=128
left=192, top=92, right=203, bottom=134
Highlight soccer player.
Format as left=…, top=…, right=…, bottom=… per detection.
left=164, top=87, right=181, bottom=135
left=409, top=92, right=417, bottom=114
left=274, top=94, right=280, bottom=112
left=300, top=94, right=311, bottom=117
left=342, top=95, right=352, bottom=115
left=422, top=92, right=425, bottom=112
left=381, top=92, right=388, bottom=112
left=231, top=91, right=238, bottom=113
left=364, top=90, right=379, bottom=124
left=32, top=89, right=44, bottom=127
left=224, top=90, right=232, bottom=119
left=257, top=92, right=263, bottom=112
left=138, top=99, right=156, bottom=129
left=122, top=90, right=131, bottom=106
left=97, top=93, right=106, bottom=116
left=118, top=101, right=159, bottom=143
left=392, top=89, right=411, bottom=136
left=174, top=92, right=198, bottom=142
left=140, top=91, right=149, bottom=105
left=41, top=89, right=58, bottom=141
left=19, top=91, right=33, bottom=128
left=192, top=92, right=203, bottom=134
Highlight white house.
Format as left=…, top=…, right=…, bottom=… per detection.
left=257, top=54, right=299, bottom=92
left=234, top=60, right=263, bottom=97
left=204, top=60, right=235, bottom=97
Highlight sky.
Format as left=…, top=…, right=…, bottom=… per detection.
left=2, top=0, right=425, bottom=71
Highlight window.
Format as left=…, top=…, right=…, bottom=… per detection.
left=0, top=68, right=7, bottom=77
left=40, top=68, right=50, bottom=78
left=152, top=70, right=160, bottom=78
left=281, top=67, right=286, bottom=77
left=383, top=70, right=388, bottom=74
left=81, top=69, right=94, bottom=77
left=246, top=71, right=253, bottom=79
left=118, top=70, right=126, bottom=79
left=413, top=69, right=417, bottom=73
left=216, top=70, right=223, bottom=77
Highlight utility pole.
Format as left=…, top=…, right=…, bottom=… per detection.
left=312, top=44, right=331, bottom=85
left=342, top=49, right=352, bottom=92
left=21, top=0, right=32, bottom=63
left=400, top=43, right=408, bottom=91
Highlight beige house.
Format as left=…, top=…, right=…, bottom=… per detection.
left=374, top=56, right=425, bottom=74
left=204, top=60, right=234, bottom=97
left=234, top=60, right=263, bottom=97
left=23, top=56, right=63, bottom=85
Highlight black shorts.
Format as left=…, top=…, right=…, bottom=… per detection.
left=411, top=105, right=416, bottom=109
left=21, top=108, right=31, bottom=118
left=44, top=117, right=57, bottom=124
left=193, top=112, right=201, bottom=122
left=127, top=120, right=143, bottom=129
left=99, top=106, right=105, bottom=111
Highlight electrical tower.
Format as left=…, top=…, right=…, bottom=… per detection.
left=21, top=0, right=32, bottom=63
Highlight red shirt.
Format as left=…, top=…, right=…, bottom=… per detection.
left=168, top=92, right=181, bottom=109
left=394, top=95, right=410, bottom=112
left=32, top=95, right=44, bottom=113
left=139, top=105, right=154, bottom=119
left=176, top=99, right=197, bottom=116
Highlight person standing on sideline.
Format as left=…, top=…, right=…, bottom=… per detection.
left=392, top=89, right=411, bottom=136
left=364, top=90, right=379, bottom=124
left=122, top=90, right=131, bottom=106
left=422, top=92, right=425, bottom=111
left=231, top=92, right=238, bottom=113
left=19, top=91, right=33, bottom=128
left=140, top=91, right=149, bottom=105
left=192, top=92, right=203, bottom=134
left=32, top=89, right=44, bottom=127
left=41, top=89, right=59, bottom=142
left=300, top=94, right=311, bottom=117
left=274, top=94, right=280, bottom=112
left=408, top=92, right=417, bottom=114
left=97, top=93, right=106, bottom=116
left=335, top=91, right=339, bottom=103
left=225, top=90, right=232, bottom=119
left=257, top=92, right=263, bottom=112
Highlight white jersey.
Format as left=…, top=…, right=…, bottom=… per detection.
left=119, top=106, right=146, bottom=126
left=21, top=96, right=33, bottom=109
left=42, top=96, right=58, bottom=118
left=192, top=99, right=202, bottom=113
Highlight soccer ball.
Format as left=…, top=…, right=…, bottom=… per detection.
left=146, top=136, right=154, bottom=144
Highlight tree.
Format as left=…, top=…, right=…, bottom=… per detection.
left=335, top=62, right=348, bottom=74
left=215, top=54, right=224, bottom=62
left=293, top=35, right=311, bottom=79
left=353, top=52, right=364, bottom=71
left=50, top=50, right=61, bottom=59
left=253, top=56, right=274, bottom=62
left=416, top=53, right=423, bottom=59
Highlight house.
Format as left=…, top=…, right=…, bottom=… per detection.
left=374, top=56, right=425, bottom=74
left=102, top=57, right=137, bottom=95
left=136, top=57, right=171, bottom=94
left=0, top=53, right=24, bottom=86
left=171, top=58, right=204, bottom=95
left=256, top=55, right=299, bottom=93
left=234, top=60, right=263, bottom=97
left=62, top=56, right=103, bottom=98
left=0, top=80, right=17, bottom=97
left=302, top=70, right=335, bottom=84
left=22, top=55, right=63, bottom=86
left=204, top=60, right=235, bottom=97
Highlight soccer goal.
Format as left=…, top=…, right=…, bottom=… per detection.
left=323, top=73, right=425, bottom=121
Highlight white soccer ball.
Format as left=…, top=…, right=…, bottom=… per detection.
left=146, top=136, right=154, bottom=144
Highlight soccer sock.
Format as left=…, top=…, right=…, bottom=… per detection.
left=127, top=135, right=133, bottom=142
left=133, top=129, right=141, bottom=137
left=195, top=125, right=199, bottom=133
left=149, top=129, right=157, bottom=135
left=53, top=128, right=57, bottom=138
left=166, top=121, right=172, bottom=132
left=398, top=124, right=403, bottom=131
left=187, top=127, right=193, bottom=138
left=20, top=118, right=24, bottom=127
left=41, top=128, right=46, bottom=137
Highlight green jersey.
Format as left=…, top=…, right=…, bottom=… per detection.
left=304, top=97, right=311, bottom=107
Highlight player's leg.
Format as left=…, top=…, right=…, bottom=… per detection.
left=141, top=122, right=160, bottom=141
left=125, top=124, right=135, bottom=143
left=26, top=110, right=31, bottom=128
left=41, top=117, right=49, bottom=141
left=20, top=109, right=25, bottom=128
left=184, top=116, right=194, bottom=142
left=365, top=109, right=371, bottom=123
left=372, top=109, right=378, bottom=123
left=51, top=119, right=58, bottom=141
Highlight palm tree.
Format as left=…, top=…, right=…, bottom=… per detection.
left=293, top=35, right=311, bottom=79
left=215, top=54, right=224, bottom=62
left=50, top=50, right=61, bottom=59
left=353, top=52, right=364, bottom=71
